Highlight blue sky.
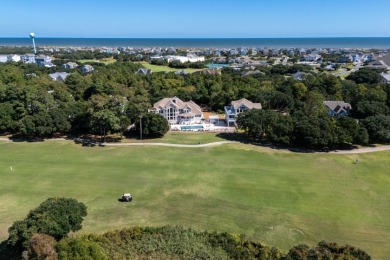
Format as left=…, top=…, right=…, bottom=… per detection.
left=1, top=0, right=389, bottom=38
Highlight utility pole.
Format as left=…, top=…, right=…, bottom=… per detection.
left=139, top=116, right=143, bottom=140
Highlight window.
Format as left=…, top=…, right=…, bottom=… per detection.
left=167, top=107, right=177, bottom=121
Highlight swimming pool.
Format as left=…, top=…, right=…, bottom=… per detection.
left=207, top=64, right=229, bottom=69
left=180, top=125, right=204, bottom=130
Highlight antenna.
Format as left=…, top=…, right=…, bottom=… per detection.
left=29, top=32, right=37, bottom=54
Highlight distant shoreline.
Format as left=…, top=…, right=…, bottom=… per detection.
left=0, top=37, right=390, bottom=49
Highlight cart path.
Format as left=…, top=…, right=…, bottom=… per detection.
left=101, top=141, right=237, bottom=148
left=1, top=137, right=390, bottom=154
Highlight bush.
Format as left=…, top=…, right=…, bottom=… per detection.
left=56, top=237, right=107, bottom=260
left=7, top=198, right=87, bottom=250
left=25, top=233, right=58, bottom=260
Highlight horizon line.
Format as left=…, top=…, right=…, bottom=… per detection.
left=1, top=36, right=390, bottom=39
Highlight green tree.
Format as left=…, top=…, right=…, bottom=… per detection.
left=135, top=113, right=169, bottom=138
left=354, top=101, right=390, bottom=118
left=90, top=109, right=120, bottom=142
left=7, top=198, right=87, bottom=250
left=236, top=109, right=293, bottom=145
left=362, top=115, right=390, bottom=143
left=346, top=69, right=382, bottom=84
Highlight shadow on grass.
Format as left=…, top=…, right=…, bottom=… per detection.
left=216, top=133, right=359, bottom=153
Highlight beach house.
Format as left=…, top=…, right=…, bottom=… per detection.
left=149, top=96, right=203, bottom=125
left=224, top=98, right=262, bottom=126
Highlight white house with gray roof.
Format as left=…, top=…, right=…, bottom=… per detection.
left=224, top=98, right=262, bottom=126
left=149, top=96, right=204, bottom=125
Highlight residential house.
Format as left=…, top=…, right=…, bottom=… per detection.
left=298, top=48, right=307, bottom=56
left=224, top=98, right=262, bottom=126
left=338, top=55, right=353, bottom=63
left=262, top=48, right=269, bottom=56
left=304, top=54, right=321, bottom=62
left=380, top=72, right=390, bottom=84
left=21, top=54, right=36, bottom=63
left=323, top=101, right=352, bottom=116
left=0, top=55, right=8, bottom=63
left=149, top=96, right=204, bottom=125
left=365, top=60, right=389, bottom=70
left=49, top=72, right=69, bottom=81
left=292, top=71, right=308, bottom=81
left=81, top=64, right=94, bottom=73
left=35, top=55, right=55, bottom=67
left=61, top=62, right=78, bottom=69
left=7, top=54, right=20, bottom=62
left=230, top=49, right=239, bottom=55
left=135, top=68, right=152, bottom=75
left=174, top=70, right=189, bottom=75
left=271, top=49, right=280, bottom=56
left=201, top=69, right=221, bottom=75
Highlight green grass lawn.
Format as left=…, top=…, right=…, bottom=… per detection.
left=137, top=62, right=203, bottom=73
left=0, top=141, right=389, bottom=258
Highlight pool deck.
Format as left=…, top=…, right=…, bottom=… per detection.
left=170, top=123, right=236, bottom=132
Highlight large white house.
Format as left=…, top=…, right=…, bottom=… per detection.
left=224, top=98, right=262, bottom=126
left=149, top=96, right=204, bottom=125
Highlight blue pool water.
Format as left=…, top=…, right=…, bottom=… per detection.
left=207, top=64, right=229, bottom=69
left=180, top=125, right=204, bottom=130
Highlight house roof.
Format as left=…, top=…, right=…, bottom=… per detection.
left=292, top=71, right=308, bottom=80
left=381, top=72, right=390, bottom=82
left=49, top=72, right=69, bottom=81
left=367, top=60, right=389, bottom=69
left=231, top=98, right=262, bottom=110
left=152, top=97, right=202, bottom=115
left=378, top=55, right=390, bottom=67
left=323, top=101, right=352, bottom=114
left=136, top=68, right=152, bottom=75
left=64, top=62, right=78, bottom=67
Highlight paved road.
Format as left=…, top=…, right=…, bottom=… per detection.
left=328, top=145, right=390, bottom=154
left=1, top=137, right=390, bottom=154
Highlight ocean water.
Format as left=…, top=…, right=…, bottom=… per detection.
left=0, top=38, right=389, bottom=49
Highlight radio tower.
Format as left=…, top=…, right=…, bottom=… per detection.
left=29, top=33, right=37, bottom=54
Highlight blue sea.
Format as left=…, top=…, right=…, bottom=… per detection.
left=0, top=38, right=389, bottom=49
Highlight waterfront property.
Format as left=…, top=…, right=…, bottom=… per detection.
left=149, top=96, right=204, bottom=125
left=323, top=101, right=352, bottom=116
left=224, top=98, right=262, bottom=126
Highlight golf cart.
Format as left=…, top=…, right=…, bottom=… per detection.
left=121, top=193, right=133, bottom=202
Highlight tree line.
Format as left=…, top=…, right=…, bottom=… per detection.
left=0, top=60, right=389, bottom=147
